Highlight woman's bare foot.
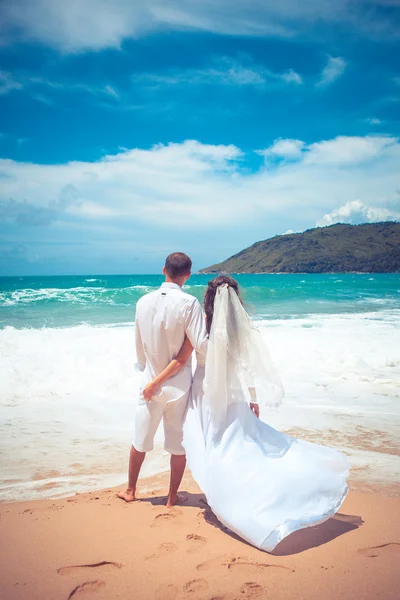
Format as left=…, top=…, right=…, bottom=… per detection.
left=166, top=492, right=188, bottom=508
left=117, top=488, right=138, bottom=502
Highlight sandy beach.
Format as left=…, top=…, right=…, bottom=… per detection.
left=1, top=470, right=399, bottom=600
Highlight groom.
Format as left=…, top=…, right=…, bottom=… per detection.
left=118, top=252, right=208, bottom=507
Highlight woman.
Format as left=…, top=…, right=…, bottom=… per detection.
left=143, top=276, right=349, bottom=552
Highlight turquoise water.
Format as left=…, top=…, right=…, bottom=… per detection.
left=1, top=273, right=399, bottom=328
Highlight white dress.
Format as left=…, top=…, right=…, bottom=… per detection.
left=182, top=286, right=349, bottom=553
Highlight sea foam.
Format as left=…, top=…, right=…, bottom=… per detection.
left=1, top=311, right=399, bottom=500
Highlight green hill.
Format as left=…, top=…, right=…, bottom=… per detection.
left=199, top=222, right=400, bottom=274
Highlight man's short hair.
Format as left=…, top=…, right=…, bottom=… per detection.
left=165, top=252, right=192, bottom=278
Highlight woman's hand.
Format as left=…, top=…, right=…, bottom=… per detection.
left=143, top=382, right=160, bottom=401
left=250, top=402, right=260, bottom=418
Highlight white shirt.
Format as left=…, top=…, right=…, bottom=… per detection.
left=135, top=282, right=208, bottom=402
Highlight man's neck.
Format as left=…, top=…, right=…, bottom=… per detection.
left=165, top=276, right=186, bottom=288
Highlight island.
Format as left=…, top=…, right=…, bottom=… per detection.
left=199, top=222, right=400, bottom=274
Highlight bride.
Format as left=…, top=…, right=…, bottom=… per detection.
left=143, top=275, right=349, bottom=552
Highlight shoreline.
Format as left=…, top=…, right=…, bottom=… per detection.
left=1, top=442, right=398, bottom=504
left=2, top=420, right=398, bottom=503
left=1, top=468, right=399, bottom=505
left=1, top=471, right=399, bottom=600
left=2, top=464, right=398, bottom=505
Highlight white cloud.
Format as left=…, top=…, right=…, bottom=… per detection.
left=0, top=1, right=396, bottom=52
left=30, top=93, right=53, bottom=105
left=364, top=117, right=383, bottom=125
left=281, top=69, right=303, bottom=85
left=0, top=71, right=121, bottom=105
left=0, top=59, right=300, bottom=107
left=317, top=199, right=400, bottom=226
left=258, top=135, right=397, bottom=166
left=304, top=135, right=396, bottom=165
left=32, top=78, right=120, bottom=99
left=317, top=56, right=347, bottom=87
left=103, top=84, right=119, bottom=98
left=132, top=57, right=303, bottom=88
left=1, top=136, right=399, bottom=236
left=0, top=71, right=22, bottom=95
left=259, top=138, right=305, bottom=159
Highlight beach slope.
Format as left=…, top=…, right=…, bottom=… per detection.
left=0, top=472, right=399, bottom=600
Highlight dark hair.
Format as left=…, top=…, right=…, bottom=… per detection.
left=165, top=252, right=192, bottom=278
left=204, top=275, right=243, bottom=335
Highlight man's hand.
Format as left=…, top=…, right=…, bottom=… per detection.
left=143, top=382, right=160, bottom=401
left=250, top=402, right=260, bottom=418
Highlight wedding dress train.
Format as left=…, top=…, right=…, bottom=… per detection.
left=182, top=285, right=349, bottom=552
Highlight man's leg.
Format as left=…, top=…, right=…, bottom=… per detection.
left=164, top=394, right=189, bottom=507
left=117, top=445, right=146, bottom=502
left=118, top=397, right=163, bottom=502
left=167, top=454, right=187, bottom=507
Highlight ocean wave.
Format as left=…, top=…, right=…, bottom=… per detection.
left=1, top=276, right=399, bottom=331
left=1, top=312, right=399, bottom=501
left=0, top=285, right=156, bottom=307
left=1, top=312, right=399, bottom=406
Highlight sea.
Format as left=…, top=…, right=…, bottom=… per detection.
left=1, top=273, right=399, bottom=501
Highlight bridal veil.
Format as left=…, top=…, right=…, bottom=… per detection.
left=204, top=284, right=284, bottom=435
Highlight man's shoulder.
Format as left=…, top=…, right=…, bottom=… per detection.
left=180, top=289, right=199, bottom=304
left=168, top=288, right=199, bottom=310
left=136, top=287, right=198, bottom=307
left=135, top=290, right=158, bottom=312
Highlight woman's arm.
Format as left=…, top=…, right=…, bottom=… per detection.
left=143, top=337, right=194, bottom=400
left=249, top=386, right=260, bottom=418
left=250, top=402, right=260, bottom=418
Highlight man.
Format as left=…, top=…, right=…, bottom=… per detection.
left=118, top=252, right=208, bottom=507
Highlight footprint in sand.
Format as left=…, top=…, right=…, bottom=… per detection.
left=186, top=533, right=208, bottom=554
left=196, top=556, right=293, bottom=574
left=145, top=542, right=178, bottom=560
left=68, top=580, right=105, bottom=599
left=155, top=583, right=180, bottom=600
left=239, top=582, right=265, bottom=599
left=151, top=508, right=183, bottom=527
left=358, top=542, right=400, bottom=558
left=49, top=504, right=64, bottom=511
left=183, top=578, right=209, bottom=593
left=196, top=555, right=238, bottom=571
left=57, top=561, right=122, bottom=576
left=228, top=559, right=294, bottom=574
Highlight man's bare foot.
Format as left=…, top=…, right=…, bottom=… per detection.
left=166, top=492, right=188, bottom=508
left=117, top=489, right=138, bottom=503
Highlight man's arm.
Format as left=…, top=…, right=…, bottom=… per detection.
left=135, top=318, right=146, bottom=372
left=184, top=299, right=208, bottom=356
left=143, top=337, right=193, bottom=400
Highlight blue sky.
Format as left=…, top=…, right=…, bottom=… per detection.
left=0, top=0, right=399, bottom=275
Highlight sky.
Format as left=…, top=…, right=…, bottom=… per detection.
left=0, top=0, right=399, bottom=276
